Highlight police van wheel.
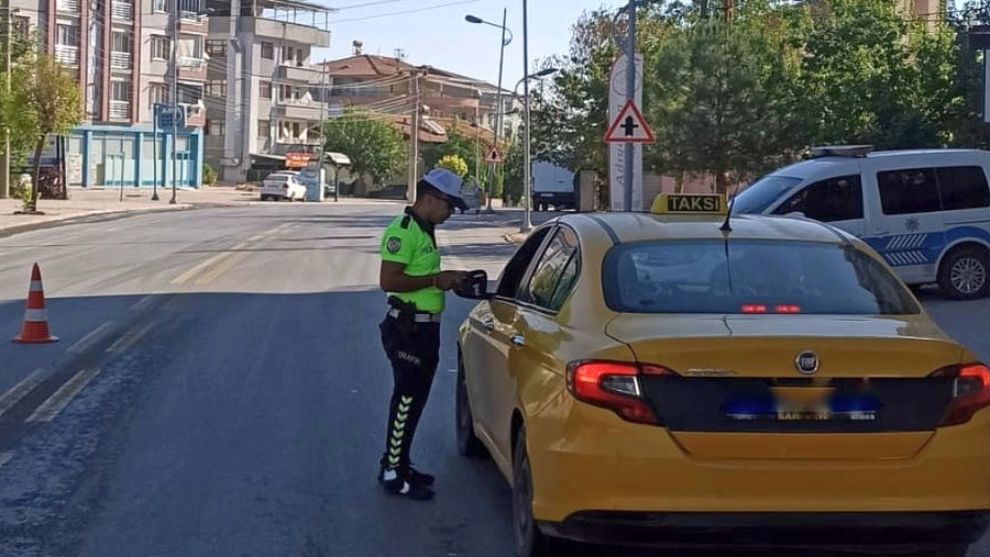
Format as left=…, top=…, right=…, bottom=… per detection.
left=937, top=247, right=989, bottom=300
left=456, top=363, right=485, bottom=458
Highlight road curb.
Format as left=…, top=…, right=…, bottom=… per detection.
left=0, top=203, right=235, bottom=239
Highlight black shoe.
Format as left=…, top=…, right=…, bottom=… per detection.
left=408, top=465, right=435, bottom=486
left=380, top=468, right=434, bottom=501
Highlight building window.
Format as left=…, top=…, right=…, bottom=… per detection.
left=153, top=0, right=167, bottom=12
left=206, top=80, right=226, bottom=97
left=208, top=120, right=225, bottom=136
left=259, top=80, right=272, bottom=99
left=261, top=42, right=274, bottom=60
left=179, top=0, right=203, bottom=19
left=177, top=83, right=203, bottom=104
left=206, top=39, right=226, bottom=58
left=110, top=80, right=131, bottom=102
left=56, top=23, right=80, bottom=47
left=13, top=16, right=29, bottom=38
left=149, top=83, right=167, bottom=107
left=151, top=35, right=170, bottom=60
left=258, top=120, right=270, bottom=139
left=177, top=34, right=203, bottom=61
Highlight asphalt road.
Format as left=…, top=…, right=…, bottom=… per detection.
left=0, top=202, right=988, bottom=557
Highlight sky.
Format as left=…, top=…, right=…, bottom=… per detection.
left=308, top=0, right=627, bottom=87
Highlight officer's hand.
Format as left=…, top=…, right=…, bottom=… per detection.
left=436, top=270, right=470, bottom=291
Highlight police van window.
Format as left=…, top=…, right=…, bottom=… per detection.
left=518, top=228, right=579, bottom=310
left=496, top=227, right=551, bottom=298
left=877, top=168, right=941, bottom=215
left=731, top=175, right=802, bottom=214
left=772, top=175, right=863, bottom=222
left=602, top=240, right=919, bottom=315
left=936, top=166, right=990, bottom=211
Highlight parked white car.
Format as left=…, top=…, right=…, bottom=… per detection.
left=734, top=145, right=990, bottom=299
left=260, top=172, right=306, bottom=202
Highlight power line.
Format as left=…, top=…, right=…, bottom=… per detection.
left=328, top=0, right=480, bottom=24
left=333, top=0, right=417, bottom=10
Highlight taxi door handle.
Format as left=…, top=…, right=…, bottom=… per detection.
left=481, top=318, right=496, bottom=332
left=511, top=335, right=525, bottom=347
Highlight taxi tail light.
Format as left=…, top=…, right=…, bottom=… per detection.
left=932, top=363, right=990, bottom=426
left=566, top=361, right=671, bottom=425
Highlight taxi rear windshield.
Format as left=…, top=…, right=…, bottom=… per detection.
left=602, top=240, right=919, bottom=315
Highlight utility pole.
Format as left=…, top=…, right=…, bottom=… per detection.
left=318, top=57, right=329, bottom=201
left=223, top=0, right=241, bottom=182
left=521, top=0, right=532, bottom=231
left=407, top=68, right=423, bottom=203
left=0, top=2, right=11, bottom=200
left=487, top=7, right=507, bottom=213
left=622, top=0, right=636, bottom=213
left=169, top=0, right=178, bottom=204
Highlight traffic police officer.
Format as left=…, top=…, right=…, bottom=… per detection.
left=377, top=168, right=470, bottom=500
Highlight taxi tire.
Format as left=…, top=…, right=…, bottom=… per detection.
left=455, top=365, right=485, bottom=458
left=937, top=247, right=989, bottom=300
left=513, top=426, right=561, bottom=557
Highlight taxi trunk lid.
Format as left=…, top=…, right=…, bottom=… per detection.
left=605, top=314, right=965, bottom=459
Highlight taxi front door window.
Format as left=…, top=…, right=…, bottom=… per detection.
left=774, top=175, right=864, bottom=223
left=517, top=228, right=579, bottom=311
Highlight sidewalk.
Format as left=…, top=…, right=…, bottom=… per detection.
left=0, top=186, right=262, bottom=236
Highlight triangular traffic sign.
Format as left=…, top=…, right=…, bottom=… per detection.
left=485, top=147, right=503, bottom=164
left=604, top=100, right=654, bottom=144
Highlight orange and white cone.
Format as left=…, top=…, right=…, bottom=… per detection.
left=13, top=263, right=58, bottom=344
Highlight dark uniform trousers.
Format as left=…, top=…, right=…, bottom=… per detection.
left=379, top=313, right=441, bottom=473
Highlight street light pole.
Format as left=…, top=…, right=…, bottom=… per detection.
left=169, top=0, right=178, bottom=205
left=0, top=4, right=12, bottom=200
left=466, top=11, right=511, bottom=213
left=521, top=0, right=532, bottom=232
left=623, top=0, right=636, bottom=213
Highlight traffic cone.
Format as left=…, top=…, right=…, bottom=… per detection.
left=13, top=263, right=58, bottom=344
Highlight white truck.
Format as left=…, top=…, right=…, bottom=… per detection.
left=531, top=161, right=575, bottom=211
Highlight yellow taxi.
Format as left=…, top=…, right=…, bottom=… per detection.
left=455, top=193, right=990, bottom=556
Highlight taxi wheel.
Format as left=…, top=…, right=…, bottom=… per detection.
left=513, top=426, right=559, bottom=557
left=938, top=247, right=989, bottom=300
left=455, top=365, right=485, bottom=458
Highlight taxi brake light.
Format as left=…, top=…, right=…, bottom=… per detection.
left=741, top=304, right=767, bottom=314
left=566, top=361, right=661, bottom=425
left=933, top=363, right=990, bottom=426
left=775, top=304, right=802, bottom=314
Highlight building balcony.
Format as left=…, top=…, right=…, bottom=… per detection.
left=178, top=58, right=208, bottom=81
left=275, top=102, right=324, bottom=120
left=109, top=100, right=131, bottom=121
left=54, top=45, right=79, bottom=67
left=56, top=0, right=80, bottom=14
left=276, top=65, right=325, bottom=84
left=208, top=17, right=329, bottom=47
left=111, top=1, right=133, bottom=22
left=110, top=51, right=132, bottom=70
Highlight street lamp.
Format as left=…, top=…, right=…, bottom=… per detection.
left=513, top=66, right=558, bottom=233
left=465, top=11, right=513, bottom=213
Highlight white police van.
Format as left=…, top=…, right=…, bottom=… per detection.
left=734, top=146, right=990, bottom=299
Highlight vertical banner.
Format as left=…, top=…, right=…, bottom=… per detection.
left=608, top=53, right=644, bottom=211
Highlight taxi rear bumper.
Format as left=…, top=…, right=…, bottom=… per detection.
left=540, top=510, right=990, bottom=550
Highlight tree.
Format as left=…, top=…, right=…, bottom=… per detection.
left=0, top=33, right=43, bottom=198
left=25, top=53, right=82, bottom=209
left=323, top=111, right=406, bottom=185
left=421, top=126, right=484, bottom=182
left=435, top=154, right=468, bottom=177
left=645, top=2, right=806, bottom=191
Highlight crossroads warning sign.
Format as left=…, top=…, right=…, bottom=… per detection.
left=604, top=100, right=654, bottom=144
left=485, top=147, right=503, bottom=164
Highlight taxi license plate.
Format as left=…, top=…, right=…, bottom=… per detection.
left=723, top=393, right=880, bottom=422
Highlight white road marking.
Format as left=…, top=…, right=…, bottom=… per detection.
left=129, top=294, right=159, bottom=312
left=67, top=321, right=115, bottom=354
left=171, top=241, right=250, bottom=285
left=107, top=321, right=155, bottom=353
left=0, top=368, right=48, bottom=418
left=0, top=452, right=13, bottom=470
left=27, top=368, right=102, bottom=423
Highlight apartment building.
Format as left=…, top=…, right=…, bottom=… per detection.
left=203, top=0, right=331, bottom=183
left=10, top=0, right=208, bottom=188
left=322, top=53, right=520, bottom=141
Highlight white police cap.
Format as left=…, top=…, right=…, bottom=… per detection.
left=420, top=168, right=469, bottom=210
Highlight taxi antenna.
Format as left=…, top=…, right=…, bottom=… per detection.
left=720, top=194, right=735, bottom=233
